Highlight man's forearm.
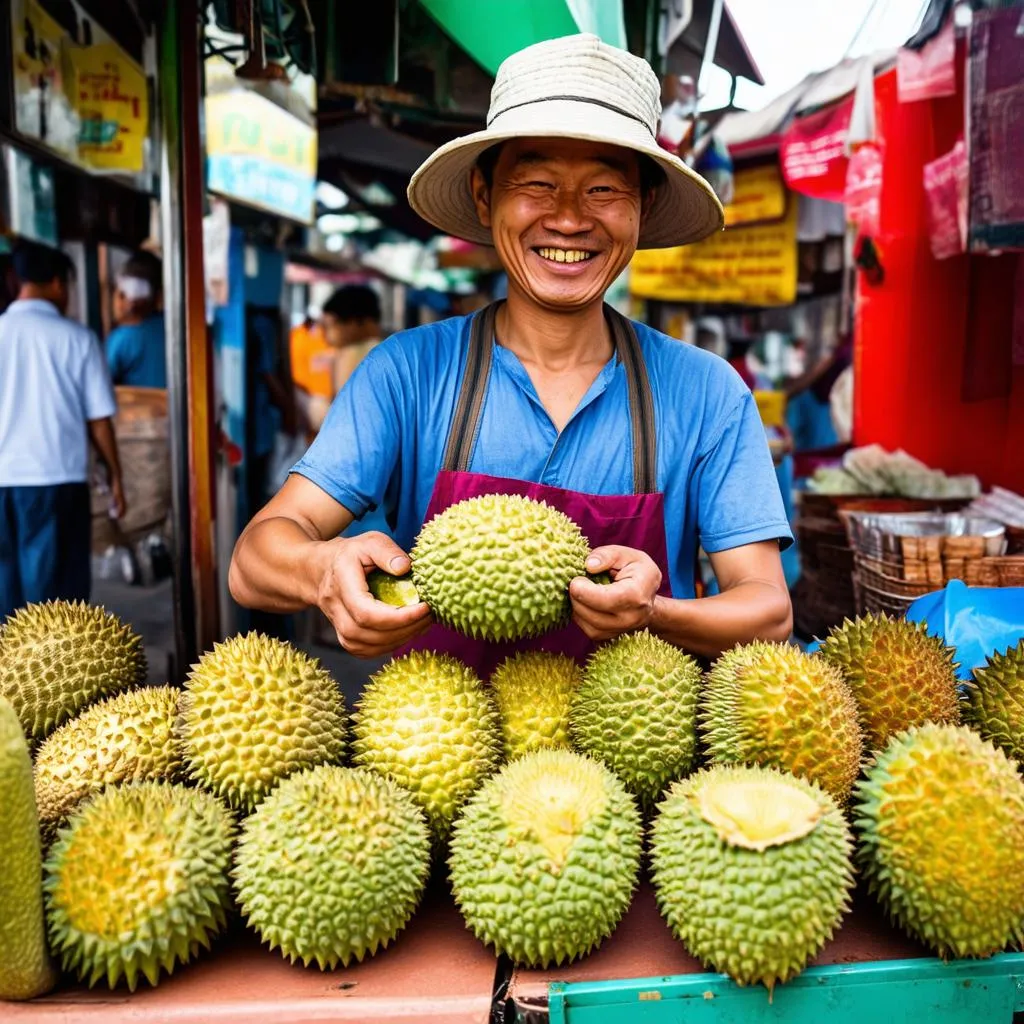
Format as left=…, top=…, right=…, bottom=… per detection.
left=87, top=417, right=121, bottom=479
left=648, top=582, right=793, bottom=658
left=229, top=518, right=332, bottom=613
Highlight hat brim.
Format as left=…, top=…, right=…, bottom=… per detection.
left=407, top=98, right=724, bottom=250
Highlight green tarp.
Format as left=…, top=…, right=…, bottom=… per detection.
left=420, top=0, right=627, bottom=76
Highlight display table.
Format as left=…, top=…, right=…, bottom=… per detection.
left=2, top=886, right=497, bottom=1024
left=508, top=884, right=1024, bottom=1024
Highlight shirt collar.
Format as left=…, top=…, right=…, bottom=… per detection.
left=7, top=299, right=62, bottom=317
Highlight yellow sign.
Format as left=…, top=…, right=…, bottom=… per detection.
left=205, top=89, right=317, bottom=223
left=630, top=200, right=798, bottom=306
left=724, top=164, right=787, bottom=227
left=65, top=42, right=149, bottom=172
left=10, top=0, right=150, bottom=174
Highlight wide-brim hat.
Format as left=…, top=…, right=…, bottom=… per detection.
left=407, top=33, right=724, bottom=250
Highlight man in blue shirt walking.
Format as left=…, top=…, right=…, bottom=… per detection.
left=0, top=242, right=125, bottom=621
left=229, top=35, right=793, bottom=665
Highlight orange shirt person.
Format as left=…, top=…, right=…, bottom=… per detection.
left=289, top=314, right=334, bottom=441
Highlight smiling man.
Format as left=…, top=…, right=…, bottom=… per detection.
left=229, top=34, right=793, bottom=667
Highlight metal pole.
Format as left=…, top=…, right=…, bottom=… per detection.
left=698, top=0, right=725, bottom=87
left=159, top=0, right=220, bottom=673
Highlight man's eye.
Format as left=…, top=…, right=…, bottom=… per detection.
left=589, top=185, right=614, bottom=193
left=525, top=180, right=555, bottom=188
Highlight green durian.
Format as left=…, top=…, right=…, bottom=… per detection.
left=965, top=639, right=1024, bottom=761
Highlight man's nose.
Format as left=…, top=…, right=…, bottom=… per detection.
left=542, top=188, right=594, bottom=235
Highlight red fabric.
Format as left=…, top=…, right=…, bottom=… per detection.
left=854, top=65, right=1024, bottom=494
left=923, top=138, right=968, bottom=259
left=399, top=470, right=672, bottom=679
left=780, top=97, right=853, bottom=202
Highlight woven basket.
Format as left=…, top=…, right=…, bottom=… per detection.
left=854, top=579, right=918, bottom=617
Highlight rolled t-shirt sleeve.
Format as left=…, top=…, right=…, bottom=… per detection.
left=83, top=331, right=117, bottom=421
left=691, top=390, right=793, bottom=553
left=290, top=347, right=402, bottom=519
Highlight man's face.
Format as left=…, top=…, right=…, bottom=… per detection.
left=322, top=313, right=377, bottom=348
left=471, top=138, right=649, bottom=312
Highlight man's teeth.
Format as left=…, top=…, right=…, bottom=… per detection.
left=537, top=248, right=594, bottom=264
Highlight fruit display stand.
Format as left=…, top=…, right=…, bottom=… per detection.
left=507, top=885, right=1024, bottom=1024
left=1, top=885, right=498, bottom=1024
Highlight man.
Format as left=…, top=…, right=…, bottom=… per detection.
left=0, top=242, right=125, bottom=621
left=289, top=308, right=334, bottom=442
left=229, top=34, right=792, bottom=664
left=320, top=284, right=383, bottom=395
left=106, top=249, right=167, bottom=388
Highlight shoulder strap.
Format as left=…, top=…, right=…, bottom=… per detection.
left=605, top=306, right=657, bottom=494
left=441, top=303, right=497, bottom=473
left=441, top=302, right=657, bottom=494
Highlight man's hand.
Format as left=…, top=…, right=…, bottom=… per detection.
left=109, top=475, right=127, bottom=519
left=569, top=546, right=662, bottom=642
left=317, top=531, right=432, bottom=657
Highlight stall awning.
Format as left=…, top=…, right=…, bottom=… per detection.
left=419, top=0, right=626, bottom=76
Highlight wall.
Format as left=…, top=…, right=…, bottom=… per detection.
left=854, top=66, right=1023, bottom=493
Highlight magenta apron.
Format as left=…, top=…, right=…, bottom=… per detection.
left=400, top=302, right=673, bottom=680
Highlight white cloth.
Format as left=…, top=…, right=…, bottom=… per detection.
left=0, top=299, right=116, bottom=486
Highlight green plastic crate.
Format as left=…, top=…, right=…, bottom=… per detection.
left=548, top=953, right=1024, bottom=1024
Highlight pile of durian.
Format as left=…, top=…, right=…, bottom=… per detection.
left=2, top=495, right=1024, bottom=1003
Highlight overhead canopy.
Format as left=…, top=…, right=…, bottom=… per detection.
left=666, top=2, right=764, bottom=85
left=419, top=0, right=627, bottom=76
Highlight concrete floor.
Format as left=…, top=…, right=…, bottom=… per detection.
left=91, top=578, right=387, bottom=706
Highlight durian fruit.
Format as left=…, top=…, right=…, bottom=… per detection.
left=965, top=639, right=1024, bottom=761
left=570, top=630, right=702, bottom=807
left=855, top=723, right=1024, bottom=958
left=353, top=651, right=500, bottom=839
left=819, top=614, right=961, bottom=750
left=43, top=781, right=234, bottom=991
left=449, top=748, right=641, bottom=967
left=490, top=651, right=582, bottom=759
left=0, top=697, right=57, bottom=1000
left=179, top=633, right=346, bottom=812
left=34, top=685, right=184, bottom=843
left=235, top=765, right=431, bottom=969
left=701, top=642, right=863, bottom=803
left=0, top=600, right=146, bottom=741
left=410, top=494, right=589, bottom=641
left=651, top=764, right=854, bottom=994
left=367, top=570, right=420, bottom=608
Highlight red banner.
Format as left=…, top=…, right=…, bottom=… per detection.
left=780, top=97, right=853, bottom=202
left=923, top=138, right=968, bottom=259
left=845, top=144, right=883, bottom=236
left=897, top=20, right=956, bottom=103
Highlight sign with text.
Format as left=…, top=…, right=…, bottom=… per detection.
left=10, top=0, right=150, bottom=174
left=206, top=88, right=317, bottom=224
left=723, top=164, right=787, bottom=227
left=630, top=200, right=798, bottom=306
left=780, top=98, right=853, bottom=203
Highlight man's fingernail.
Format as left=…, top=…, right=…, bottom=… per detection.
left=389, top=556, right=406, bottom=572
left=586, top=555, right=600, bottom=567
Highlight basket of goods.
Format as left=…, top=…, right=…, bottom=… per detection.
left=843, top=511, right=1006, bottom=616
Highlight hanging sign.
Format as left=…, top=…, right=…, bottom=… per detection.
left=10, top=0, right=150, bottom=174
left=630, top=199, right=798, bottom=306
left=897, top=19, right=956, bottom=103
left=780, top=98, right=852, bottom=203
left=65, top=42, right=149, bottom=172
left=723, top=164, right=787, bottom=227
left=844, top=144, right=884, bottom=237
left=205, top=88, right=317, bottom=224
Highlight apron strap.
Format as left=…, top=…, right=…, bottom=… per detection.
left=441, top=303, right=498, bottom=473
left=442, top=302, right=658, bottom=494
left=603, top=306, right=657, bottom=494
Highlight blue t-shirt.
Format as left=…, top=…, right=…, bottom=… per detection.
left=106, top=314, right=167, bottom=388
left=293, top=314, right=793, bottom=599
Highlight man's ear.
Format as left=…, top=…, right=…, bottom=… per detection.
left=470, top=165, right=492, bottom=229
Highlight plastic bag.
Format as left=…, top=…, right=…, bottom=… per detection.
left=906, top=580, right=1024, bottom=679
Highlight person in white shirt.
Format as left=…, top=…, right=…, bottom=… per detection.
left=0, top=242, right=125, bottom=621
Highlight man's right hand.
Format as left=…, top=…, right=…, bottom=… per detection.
left=316, top=532, right=432, bottom=657
left=110, top=476, right=127, bottom=519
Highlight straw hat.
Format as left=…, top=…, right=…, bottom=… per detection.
left=407, top=34, right=724, bottom=250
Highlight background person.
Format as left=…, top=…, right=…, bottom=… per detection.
left=106, top=249, right=166, bottom=389
left=0, top=242, right=125, bottom=620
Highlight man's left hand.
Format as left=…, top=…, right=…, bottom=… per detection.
left=568, top=546, right=662, bottom=641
